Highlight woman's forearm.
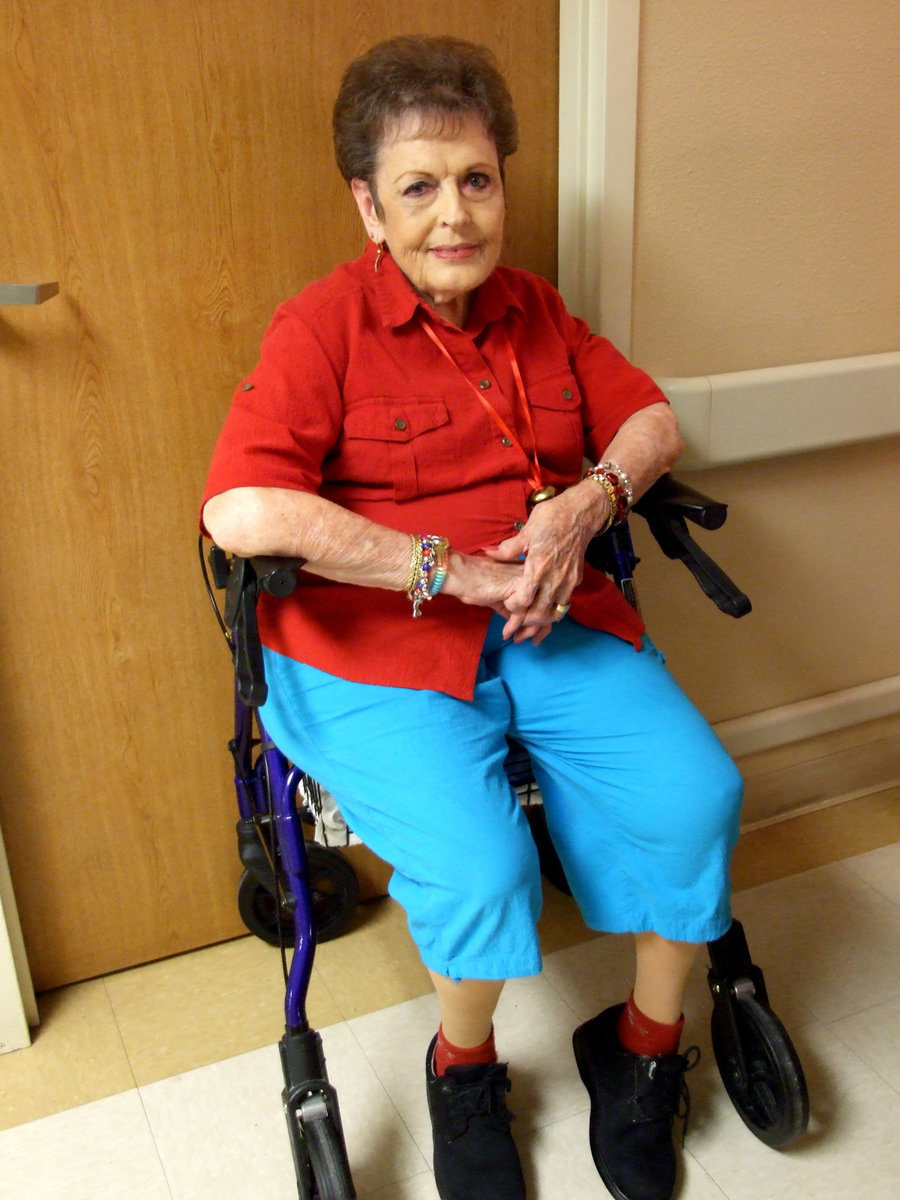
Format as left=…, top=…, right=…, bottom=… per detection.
left=549, top=401, right=684, bottom=544
left=202, top=486, right=526, bottom=603
left=202, top=487, right=413, bottom=589
left=593, top=401, right=684, bottom=503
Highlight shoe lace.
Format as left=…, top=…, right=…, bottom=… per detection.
left=635, top=1045, right=701, bottom=1146
left=444, top=1065, right=515, bottom=1136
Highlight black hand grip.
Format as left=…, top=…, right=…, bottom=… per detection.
left=635, top=474, right=728, bottom=531
left=249, top=556, right=306, bottom=597
left=643, top=509, right=751, bottom=617
left=634, top=475, right=751, bottom=617
left=233, top=583, right=269, bottom=706
left=221, top=556, right=305, bottom=706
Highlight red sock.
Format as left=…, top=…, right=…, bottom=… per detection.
left=617, top=991, right=684, bottom=1057
left=433, top=1024, right=497, bottom=1076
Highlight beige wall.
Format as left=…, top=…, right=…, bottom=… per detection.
left=632, top=0, right=899, bottom=377
left=625, top=1, right=900, bottom=723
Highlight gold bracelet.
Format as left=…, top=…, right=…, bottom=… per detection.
left=584, top=471, right=618, bottom=529
left=583, top=464, right=632, bottom=525
left=404, top=533, right=423, bottom=594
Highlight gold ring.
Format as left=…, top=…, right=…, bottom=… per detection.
left=554, top=602, right=570, bottom=615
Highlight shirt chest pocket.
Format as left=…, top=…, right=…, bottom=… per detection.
left=525, top=374, right=585, bottom=476
left=339, top=398, right=451, bottom=500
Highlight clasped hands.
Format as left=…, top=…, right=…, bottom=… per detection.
left=450, top=486, right=604, bottom=645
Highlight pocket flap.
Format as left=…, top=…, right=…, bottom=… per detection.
left=343, top=399, right=449, bottom=443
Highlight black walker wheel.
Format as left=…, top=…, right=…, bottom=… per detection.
left=300, top=1096, right=356, bottom=1200
left=281, top=1030, right=356, bottom=1200
left=284, top=1099, right=356, bottom=1200
left=710, top=989, right=810, bottom=1147
left=237, top=842, right=359, bottom=946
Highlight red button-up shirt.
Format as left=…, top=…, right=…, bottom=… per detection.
left=202, top=243, right=666, bottom=699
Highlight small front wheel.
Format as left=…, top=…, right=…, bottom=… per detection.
left=711, top=991, right=809, bottom=1147
left=300, top=1095, right=355, bottom=1200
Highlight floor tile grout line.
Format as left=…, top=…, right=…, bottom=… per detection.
left=683, top=1147, right=733, bottom=1199
left=309, top=960, right=345, bottom=1023
left=101, top=977, right=177, bottom=1198
left=825, top=1002, right=900, bottom=1101
left=341, top=1009, right=436, bottom=1166
left=101, top=976, right=142, bottom=1094
left=133, top=1085, right=177, bottom=1200
left=840, top=866, right=900, bottom=911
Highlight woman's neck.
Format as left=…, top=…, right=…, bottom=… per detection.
left=427, top=291, right=472, bottom=328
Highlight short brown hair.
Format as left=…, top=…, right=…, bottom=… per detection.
left=332, top=35, right=519, bottom=185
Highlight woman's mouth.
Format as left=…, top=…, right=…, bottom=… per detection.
left=430, top=244, right=478, bottom=260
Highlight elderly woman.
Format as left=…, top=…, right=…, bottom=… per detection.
left=202, top=35, right=742, bottom=1200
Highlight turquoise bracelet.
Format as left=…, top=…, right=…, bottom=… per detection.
left=407, top=534, right=451, bottom=616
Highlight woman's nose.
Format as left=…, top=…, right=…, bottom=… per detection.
left=437, top=182, right=468, bottom=227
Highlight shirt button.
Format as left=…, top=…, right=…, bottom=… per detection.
left=501, top=436, right=513, bottom=446
left=562, top=388, right=572, bottom=399
left=394, top=418, right=408, bottom=431
left=478, top=379, right=492, bottom=390
left=241, top=382, right=254, bottom=391
left=513, top=520, right=526, bottom=531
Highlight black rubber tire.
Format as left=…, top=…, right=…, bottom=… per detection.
left=237, top=843, right=359, bottom=946
left=304, top=1110, right=355, bottom=1200
left=285, top=1109, right=314, bottom=1200
left=237, top=867, right=290, bottom=947
left=711, top=992, right=809, bottom=1148
left=305, top=843, right=360, bottom=943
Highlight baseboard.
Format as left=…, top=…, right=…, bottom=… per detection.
left=714, top=675, right=900, bottom=758
left=740, top=779, right=900, bottom=833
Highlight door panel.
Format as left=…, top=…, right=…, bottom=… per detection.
left=0, top=0, right=558, bottom=989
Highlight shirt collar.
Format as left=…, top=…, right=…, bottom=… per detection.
left=365, top=241, right=525, bottom=333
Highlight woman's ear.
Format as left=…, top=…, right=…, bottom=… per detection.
left=351, top=179, right=384, bottom=242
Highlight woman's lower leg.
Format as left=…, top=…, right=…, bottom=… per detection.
left=428, top=970, right=505, bottom=1048
left=632, top=931, right=701, bottom=1026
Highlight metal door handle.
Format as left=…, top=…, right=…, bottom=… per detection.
left=0, top=283, right=59, bottom=305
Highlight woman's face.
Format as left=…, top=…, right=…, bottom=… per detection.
left=351, top=112, right=506, bottom=327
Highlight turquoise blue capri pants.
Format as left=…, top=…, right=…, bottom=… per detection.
left=260, top=615, right=743, bottom=982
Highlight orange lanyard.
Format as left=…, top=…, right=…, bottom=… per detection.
left=418, top=317, right=556, bottom=504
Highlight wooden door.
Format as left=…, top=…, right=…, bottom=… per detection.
left=0, top=0, right=558, bottom=990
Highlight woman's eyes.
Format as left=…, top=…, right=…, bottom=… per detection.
left=401, top=173, right=494, bottom=199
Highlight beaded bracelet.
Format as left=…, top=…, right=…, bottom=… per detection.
left=406, top=534, right=451, bottom=617
left=587, top=472, right=618, bottom=530
left=583, top=460, right=634, bottom=525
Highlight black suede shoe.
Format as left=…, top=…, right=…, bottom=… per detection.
left=426, top=1035, right=526, bottom=1200
left=572, top=1004, right=699, bottom=1200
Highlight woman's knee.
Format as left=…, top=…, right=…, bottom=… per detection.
left=448, top=820, right=542, bottom=910
left=667, top=740, right=744, bottom=847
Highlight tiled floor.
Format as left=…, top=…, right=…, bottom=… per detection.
left=2, top=788, right=899, bottom=1199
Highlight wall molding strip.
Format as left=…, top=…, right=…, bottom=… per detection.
left=714, top=674, right=900, bottom=759
left=661, top=351, right=900, bottom=468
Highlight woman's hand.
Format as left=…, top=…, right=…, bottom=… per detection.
left=481, top=400, right=684, bottom=643
left=482, top=482, right=610, bottom=642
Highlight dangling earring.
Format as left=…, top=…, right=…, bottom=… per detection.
left=374, top=240, right=385, bottom=271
